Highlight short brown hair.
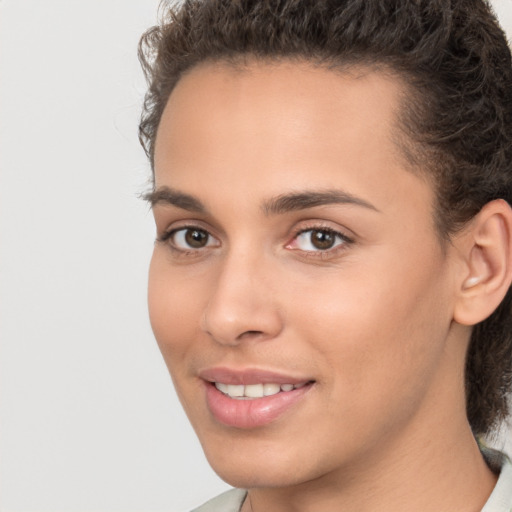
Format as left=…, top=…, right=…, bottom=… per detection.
left=139, top=0, right=512, bottom=436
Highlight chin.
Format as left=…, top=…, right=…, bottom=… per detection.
left=200, top=436, right=325, bottom=490
left=211, top=460, right=306, bottom=490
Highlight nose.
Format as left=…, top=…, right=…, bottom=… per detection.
left=201, top=251, right=284, bottom=346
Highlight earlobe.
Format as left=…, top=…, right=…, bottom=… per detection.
left=453, top=199, right=512, bottom=326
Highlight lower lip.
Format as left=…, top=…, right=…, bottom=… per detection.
left=204, top=382, right=313, bottom=429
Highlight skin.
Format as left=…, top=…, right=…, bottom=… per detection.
left=148, top=61, right=499, bottom=512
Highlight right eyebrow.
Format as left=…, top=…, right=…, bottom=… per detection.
left=143, top=186, right=206, bottom=213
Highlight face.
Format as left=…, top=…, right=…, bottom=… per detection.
left=149, top=61, right=464, bottom=489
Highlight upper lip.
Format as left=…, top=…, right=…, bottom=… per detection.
left=199, top=367, right=313, bottom=386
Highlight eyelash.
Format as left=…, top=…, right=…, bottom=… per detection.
left=157, top=224, right=354, bottom=259
left=157, top=225, right=218, bottom=257
left=287, top=226, right=353, bottom=258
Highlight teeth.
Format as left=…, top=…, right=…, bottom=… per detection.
left=214, top=382, right=307, bottom=399
left=227, top=384, right=244, bottom=397
left=216, top=382, right=229, bottom=394
left=263, top=383, right=281, bottom=396
left=244, top=384, right=263, bottom=398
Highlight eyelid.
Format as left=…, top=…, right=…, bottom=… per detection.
left=289, top=227, right=351, bottom=247
left=157, top=223, right=221, bottom=253
left=285, top=222, right=354, bottom=257
left=156, top=217, right=216, bottom=241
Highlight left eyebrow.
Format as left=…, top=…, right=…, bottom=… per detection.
left=262, top=190, right=380, bottom=215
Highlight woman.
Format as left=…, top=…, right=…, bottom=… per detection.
left=139, top=1, right=512, bottom=510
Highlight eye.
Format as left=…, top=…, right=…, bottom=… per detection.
left=287, top=228, right=350, bottom=252
left=164, top=227, right=219, bottom=250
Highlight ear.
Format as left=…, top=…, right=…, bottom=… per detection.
left=453, top=199, right=512, bottom=326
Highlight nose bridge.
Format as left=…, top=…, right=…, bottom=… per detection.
left=202, top=245, right=282, bottom=345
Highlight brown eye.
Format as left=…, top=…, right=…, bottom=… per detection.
left=288, top=228, right=350, bottom=253
left=169, top=227, right=217, bottom=250
left=310, top=230, right=336, bottom=250
left=184, top=228, right=209, bottom=248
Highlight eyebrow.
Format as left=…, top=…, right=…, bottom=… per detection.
left=144, top=186, right=206, bottom=213
left=262, top=190, right=379, bottom=215
left=144, top=186, right=379, bottom=215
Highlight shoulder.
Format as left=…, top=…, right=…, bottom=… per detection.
left=191, top=488, right=247, bottom=512
left=481, top=448, right=512, bottom=512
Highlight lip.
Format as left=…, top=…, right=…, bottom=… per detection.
left=199, top=366, right=312, bottom=385
left=199, top=367, right=315, bottom=429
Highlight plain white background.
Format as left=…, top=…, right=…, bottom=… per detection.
left=1, top=1, right=512, bottom=511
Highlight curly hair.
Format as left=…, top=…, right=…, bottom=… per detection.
left=138, top=0, right=512, bottom=436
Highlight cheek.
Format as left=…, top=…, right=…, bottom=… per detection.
left=147, top=251, right=204, bottom=369
left=288, top=253, right=452, bottom=415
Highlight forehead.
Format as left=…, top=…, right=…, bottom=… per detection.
left=153, top=60, right=434, bottom=220
left=155, top=60, right=407, bottom=168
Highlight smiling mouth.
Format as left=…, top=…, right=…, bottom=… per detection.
left=204, top=377, right=315, bottom=428
left=213, top=381, right=311, bottom=399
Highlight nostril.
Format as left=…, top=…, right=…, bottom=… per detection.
left=238, top=330, right=264, bottom=339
